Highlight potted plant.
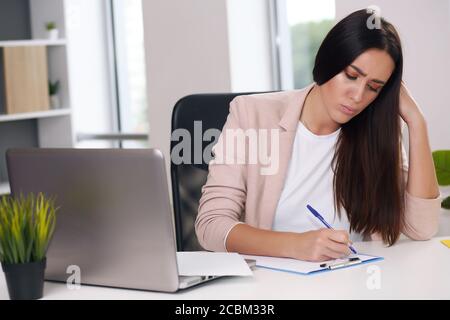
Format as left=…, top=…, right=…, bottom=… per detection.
left=0, top=193, right=57, bottom=300
left=49, top=80, right=61, bottom=109
left=433, top=150, right=450, bottom=209
left=45, top=22, right=59, bottom=40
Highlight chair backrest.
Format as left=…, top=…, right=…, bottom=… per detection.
left=170, top=92, right=266, bottom=251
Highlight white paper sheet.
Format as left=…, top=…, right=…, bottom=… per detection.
left=242, top=253, right=382, bottom=275
left=176, top=251, right=253, bottom=276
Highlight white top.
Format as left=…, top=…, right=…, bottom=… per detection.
left=272, top=121, right=363, bottom=241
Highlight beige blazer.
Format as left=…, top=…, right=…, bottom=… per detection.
left=195, top=83, right=441, bottom=252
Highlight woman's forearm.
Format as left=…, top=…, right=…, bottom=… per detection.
left=225, top=223, right=353, bottom=261
left=406, top=116, right=440, bottom=199
left=225, top=223, right=294, bottom=258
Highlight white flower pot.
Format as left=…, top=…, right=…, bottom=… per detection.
left=47, top=29, right=59, bottom=40
left=50, top=95, right=61, bottom=109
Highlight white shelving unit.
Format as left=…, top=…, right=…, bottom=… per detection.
left=0, top=39, right=67, bottom=47
left=0, top=0, right=74, bottom=196
left=0, top=108, right=71, bottom=122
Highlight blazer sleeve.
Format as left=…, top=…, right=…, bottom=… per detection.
left=195, top=96, right=248, bottom=252
left=401, top=143, right=442, bottom=240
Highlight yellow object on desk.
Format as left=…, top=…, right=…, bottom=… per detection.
left=441, top=240, right=450, bottom=248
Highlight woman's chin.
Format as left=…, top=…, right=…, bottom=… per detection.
left=331, top=112, right=353, bottom=125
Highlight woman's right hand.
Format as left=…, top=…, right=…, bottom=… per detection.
left=287, top=229, right=353, bottom=262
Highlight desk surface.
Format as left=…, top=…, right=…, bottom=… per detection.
left=1, top=235, right=449, bottom=300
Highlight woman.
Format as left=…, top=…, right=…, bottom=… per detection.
left=195, top=9, right=441, bottom=262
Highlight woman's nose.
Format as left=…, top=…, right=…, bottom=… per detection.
left=350, top=82, right=365, bottom=103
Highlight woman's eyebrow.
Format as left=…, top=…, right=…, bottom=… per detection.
left=350, top=64, right=386, bottom=85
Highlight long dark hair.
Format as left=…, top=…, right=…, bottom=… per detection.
left=312, top=9, right=404, bottom=245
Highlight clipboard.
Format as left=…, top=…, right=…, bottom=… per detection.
left=241, top=253, right=383, bottom=275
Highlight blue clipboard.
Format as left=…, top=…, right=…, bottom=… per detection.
left=242, top=253, right=383, bottom=275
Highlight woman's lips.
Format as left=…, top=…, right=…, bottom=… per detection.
left=340, top=104, right=355, bottom=115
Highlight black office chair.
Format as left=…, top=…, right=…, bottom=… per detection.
left=170, top=92, right=269, bottom=251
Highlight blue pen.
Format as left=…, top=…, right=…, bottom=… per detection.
left=306, top=204, right=357, bottom=254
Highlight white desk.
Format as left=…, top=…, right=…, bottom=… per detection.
left=1, top=235, right=449, bottom=300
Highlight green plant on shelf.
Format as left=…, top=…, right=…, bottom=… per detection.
left=432, top=150, right=450, bottom=209
left=0, top=193, right=57, bottom=264
left=45, top=22, right=56, bottom=31
left=49, top=80, right=60, bottom=96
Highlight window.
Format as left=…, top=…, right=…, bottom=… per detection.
left=275, top=0, right=335, bottom=89
left=110, top=0, right=148, bottom=148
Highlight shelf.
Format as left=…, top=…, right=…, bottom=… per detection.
left=0, top=108, right=71, bottom=122
left=0, top=182, right=10, bottom=196
left=0, top=39, right=67, bottom=47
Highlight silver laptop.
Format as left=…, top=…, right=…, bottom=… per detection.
left=6, top=148, right=239, bottom=292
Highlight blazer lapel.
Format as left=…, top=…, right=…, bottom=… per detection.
left=259, top=83, right=315, bottom=229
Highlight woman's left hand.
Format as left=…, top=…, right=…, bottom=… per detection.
left=399, top=81, right=425, bottom=125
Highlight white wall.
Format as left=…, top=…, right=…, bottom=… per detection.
left=64, top=0, right=115, bottom=147
left=226, top=0, right=274, bottom=92
left=142, top=0, right=274, bottom=184
left=335, top=0, right=450, bottom=151
left=142, top=0, right=231, bottom=180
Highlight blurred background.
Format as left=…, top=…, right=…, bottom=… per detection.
left=0, top=0, right=449, bottom=208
